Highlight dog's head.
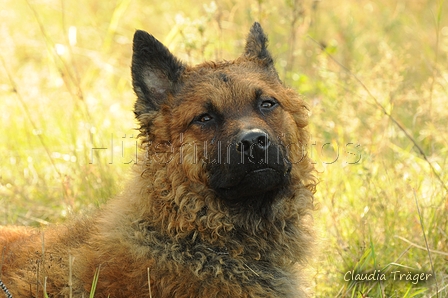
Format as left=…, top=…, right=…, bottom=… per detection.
left=131, top=23, right=312, bottom=213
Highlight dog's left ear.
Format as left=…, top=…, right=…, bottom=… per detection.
left=132, top=30, right=185, bottom=118
left=244, top=22, right=274, bottom=68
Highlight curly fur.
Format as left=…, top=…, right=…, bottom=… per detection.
left=0, top=23, right=316, bottom=297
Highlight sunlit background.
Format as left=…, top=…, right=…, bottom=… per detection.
left=1, top=0, right=447, bottom=296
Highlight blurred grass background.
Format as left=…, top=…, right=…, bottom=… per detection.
left=1, top=0, right=447, bottom=296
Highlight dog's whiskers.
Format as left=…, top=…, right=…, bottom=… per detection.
left=243, top=263, right=260, bottom=277
left=206, top=247, right=229, bottom=256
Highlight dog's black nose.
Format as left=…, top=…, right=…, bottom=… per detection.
left=236, top=129, right=270, bottom=158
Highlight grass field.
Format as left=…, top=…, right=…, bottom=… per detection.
left=1, top=0, right=447, bottom=296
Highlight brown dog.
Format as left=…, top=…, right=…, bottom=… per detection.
left=0, top=22, right=316, bottom=297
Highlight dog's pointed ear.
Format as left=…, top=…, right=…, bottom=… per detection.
left=132, top=30, right=185, bottom=117
left=243, top=22, right=274, bottom=67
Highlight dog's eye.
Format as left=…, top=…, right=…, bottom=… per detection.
left=260, top=99, right=278, bottom=110
left=195, top=113, right=213, bottom=123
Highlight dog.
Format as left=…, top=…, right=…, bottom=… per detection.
left=0, top=22, right=316, bottom=297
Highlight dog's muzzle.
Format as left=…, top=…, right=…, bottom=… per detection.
left=208, top=129, right=291, bottom=204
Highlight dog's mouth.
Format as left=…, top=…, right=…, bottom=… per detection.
left=216, top=167, right=290, bottom=202
left=206, top=134, right=292, bottom=205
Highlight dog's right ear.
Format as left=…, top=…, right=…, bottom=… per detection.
left=131, top=30, right=185, bottom=117
left=244, top=22, right=274, bottom=68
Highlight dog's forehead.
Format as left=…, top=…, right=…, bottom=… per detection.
left=188, top=59, right=277, bottom=84
left=179, top=62, right=280, bottom=109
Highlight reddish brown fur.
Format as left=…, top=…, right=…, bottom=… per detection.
left=1, top=23, right=316, bottom=297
